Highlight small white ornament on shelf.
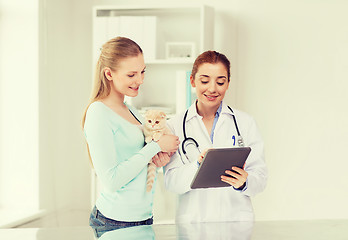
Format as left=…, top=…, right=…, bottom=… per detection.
left=166, top=42, right=196, bottom=60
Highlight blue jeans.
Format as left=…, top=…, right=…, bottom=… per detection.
left=89, top=206, right=153, bottom=238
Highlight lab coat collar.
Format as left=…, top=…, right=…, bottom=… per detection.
left=220, top=101, right=236, bottom=116
left=185, top=101, right=233, bottom=122
left=185, top=101, right=200, bottom=122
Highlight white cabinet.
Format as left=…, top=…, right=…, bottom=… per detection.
left=92, top=4, right=214, bottom=115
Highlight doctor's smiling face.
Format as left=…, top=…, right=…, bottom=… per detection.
left=190, top=51, right=231, bottom=113
left=191, top=62, right=229, bottom=110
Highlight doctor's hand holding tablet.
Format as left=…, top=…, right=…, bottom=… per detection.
left=163, top=50, right=268, bottom=223
left=221, top=165, right=249, bottom=189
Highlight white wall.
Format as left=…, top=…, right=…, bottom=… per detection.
left=0, top=0, right=39, bottom=210
left=235, top=0, right=348, bottom=220
left=38, top=0, right=93, bottom=213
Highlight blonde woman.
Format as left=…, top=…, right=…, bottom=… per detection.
left=82, top=37, right=179, bottom=237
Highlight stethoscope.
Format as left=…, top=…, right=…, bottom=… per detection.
left=181, top=106, right=244, bottom=160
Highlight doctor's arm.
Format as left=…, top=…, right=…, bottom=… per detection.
left=240, top=118, right=268, bottom=197
left=163, top=150, right=198, bottom=194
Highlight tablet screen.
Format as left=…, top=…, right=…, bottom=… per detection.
left=190, top=147, right=251, bottom=189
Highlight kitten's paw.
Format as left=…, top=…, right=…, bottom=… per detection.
left=145, top=136, right=153, bottom=143
left=153, top=133, right=162, bottom=142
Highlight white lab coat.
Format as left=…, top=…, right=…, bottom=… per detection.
left=164, top=101, right=267, bottom=223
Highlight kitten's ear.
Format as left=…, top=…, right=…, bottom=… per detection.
left=160, top=111, right=166, bottom=119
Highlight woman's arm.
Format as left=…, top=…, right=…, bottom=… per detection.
left=84, top=106, right=160, bottom=192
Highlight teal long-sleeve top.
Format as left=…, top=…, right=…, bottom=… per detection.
left=84, top=101, right=161, bottom=221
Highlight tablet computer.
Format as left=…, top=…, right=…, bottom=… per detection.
left=190, top=147, right=251, bottom=189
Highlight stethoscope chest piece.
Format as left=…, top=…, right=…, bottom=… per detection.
left=238, top=136, right=244, bottom=147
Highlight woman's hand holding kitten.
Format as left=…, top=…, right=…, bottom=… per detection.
left=152, top=152, right=171, bottom=167
left=157, top=134, right=179, bottom=153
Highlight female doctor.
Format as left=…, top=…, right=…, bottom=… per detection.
left=164, top=51, right=267, bottom=223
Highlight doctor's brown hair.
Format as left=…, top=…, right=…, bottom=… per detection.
left=191, top=50, right=231, bottom=82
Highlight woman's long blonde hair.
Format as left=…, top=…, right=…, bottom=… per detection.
left=82, top=37, right=143, bottom=165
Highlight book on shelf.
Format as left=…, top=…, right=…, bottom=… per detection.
left=142, top=16, right=157, bottom=61
left=108, top=16, right=120, bottom=41
left=94, top=15, right=157, bottom=61
left=93, top=16, right=109, bottom=61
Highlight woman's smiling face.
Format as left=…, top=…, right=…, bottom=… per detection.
left=191, top=62, right=229, bottom=109
left=105, top=53, right=146, bottom=98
